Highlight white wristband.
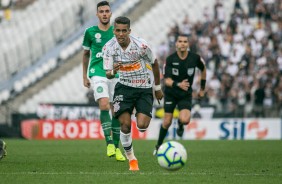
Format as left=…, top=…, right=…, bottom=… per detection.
left=154, top=84, right=161, bottom=91
left=110, top=70, right=114, bottom=76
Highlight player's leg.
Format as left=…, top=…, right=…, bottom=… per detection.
left=119, top=112, right=139, bottom=170
left=153, top=112, right=174, bottom=156
left=90, top=76, right=114, bottom=157
left=0, top=139, right=7, bottom=160
left=176, top=96, right=192, bottom=137
left=135, top=88, right=154, bottom=132
left=108, top=78, right=125, bottom=161
left=154, top=94, right=176, bottom=155
left=110, top=104, right=125, bottom=161
left=176, top=109, right=191, bottom=136
left=113, top=83, right=138, bottom=170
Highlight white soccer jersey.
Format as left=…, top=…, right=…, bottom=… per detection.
left=103, top=35, right=156, bottom=88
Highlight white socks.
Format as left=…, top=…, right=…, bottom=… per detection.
left=120, top=131, right=136, bottom=160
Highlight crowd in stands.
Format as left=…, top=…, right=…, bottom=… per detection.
left=156, top=0, right=282, bottom=118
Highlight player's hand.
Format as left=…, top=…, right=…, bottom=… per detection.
left=83, top=77, right=91, bottom=88
left=155, top=89, right=163, bottom=104
left=113, top=62, right=122, bottom=74
left=198, top=89, right=205, bottom=99
left=178, top=79, right=190, bottom=91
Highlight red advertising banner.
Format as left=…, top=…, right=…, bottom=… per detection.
left=21, top=119, right=146, bottom=140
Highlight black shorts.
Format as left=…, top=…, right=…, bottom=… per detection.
left=112, top=82, right=153, bottom=118
left=164, top=93, right=192, bottom=113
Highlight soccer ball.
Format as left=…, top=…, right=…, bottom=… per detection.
left=157, top=141, right=187, bottom=170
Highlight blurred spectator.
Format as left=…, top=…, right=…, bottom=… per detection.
left=248, top=0, right=257, bottom=17
left=234, top=0, right=244, bottom=14
left=214, top=0, right=225, bottom=24
left=1, top=0, right=12, bottom=21
left=167, top=24, right=179, bottom=54
left=157, top=41, right=169, bottom=68
left=255, top=0, right=266, bottom=22
left=179, top=14, right=192, bottom=36
left=203, top=6, right=212, bottom=22
left=253, top=81, right=265, bottom=117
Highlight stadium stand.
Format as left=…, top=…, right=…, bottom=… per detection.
left=0, top=0, right=143, bottom=120
left=1, top=0, right=281, bottom=123
left=17, top=0, right=236, bottom=114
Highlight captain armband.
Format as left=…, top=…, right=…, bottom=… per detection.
left=200, top=79, right=206, bottom=90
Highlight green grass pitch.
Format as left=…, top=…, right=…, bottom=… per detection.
left=0, top=139, right=281, bottom=184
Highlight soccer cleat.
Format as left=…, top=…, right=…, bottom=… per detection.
left=153, top=145, right=160, bottom=156
left=129, top=159, right=139, bottom=171
left=0, top=140, right=7, bottom=160
left=107, top=144, right=116, bottom=157
left=176, top=121, right=184, bottom=137
left=115, top=148, right=126, bottom=161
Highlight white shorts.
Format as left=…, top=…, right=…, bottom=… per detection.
left=90, top=76, right=118, bottom=102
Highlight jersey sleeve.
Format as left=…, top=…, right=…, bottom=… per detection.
left=103, top=44, right=113, bottom=70
left=197, top=56, right=206, bottom=71
left=164, top=57, right=173, bottom=78
left=82, top=29, right=91, bottom=50
left=137, top=36, right=156, bottom=64
left=145, top=44, right=157, bottom=64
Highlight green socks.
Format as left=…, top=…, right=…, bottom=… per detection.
left=100, top=110, right=113, bottom=144
left=112, top=117, right=121, bottom=148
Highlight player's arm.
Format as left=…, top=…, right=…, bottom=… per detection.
left=82, top=29, right=91, bottom=88
left=198, top=57, right=207, bottom=98
left=152, top=59, right=161, bottom=87
left=106, top=62, right=121, bottom=79
left=103, top=45, right=118, bottom=79
left=165, top=78, right=190, bottom=91
left=82, top=49, right=90, bottom=88
left=152, top=59, right=163, bottom=102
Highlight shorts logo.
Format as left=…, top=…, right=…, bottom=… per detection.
left=113, top=102, right=120, bottom=112
left=172, top=68, right=179, bottom=76
left=113, top=95, right=123, bottom=102
left=187, top=68, right=194, bottom=76
left=97, top=86, right=103, bottom=93
left=95, top=33, right=102, bottom=43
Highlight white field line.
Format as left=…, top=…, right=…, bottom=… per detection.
left=0, top=172, right=281, bottom=176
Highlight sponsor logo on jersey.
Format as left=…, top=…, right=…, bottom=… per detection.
left=90, top=68, right=95, bottom=73
left=120, top=78, right=147, bottom=84
left=172, top=63, right=179, bottom=65
left=95, top=33, right=102, bottom=43
left=187, top=68, right=194, bottom=76
left=96, top=52, right=103, bottom=58
left=119, top=61, right=141, bottom=72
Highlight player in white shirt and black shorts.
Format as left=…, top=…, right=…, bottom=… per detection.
left=103, top=16, right=163, bottom=171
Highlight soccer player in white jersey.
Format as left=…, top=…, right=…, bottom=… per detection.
left=103, top=16, right=164, bottom=171
left=82, top=1, right=125, bottom=161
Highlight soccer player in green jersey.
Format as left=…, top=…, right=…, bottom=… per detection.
left=0, top=139, right=7, bottom=160
left=82, top=1, right=125, bottom=161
